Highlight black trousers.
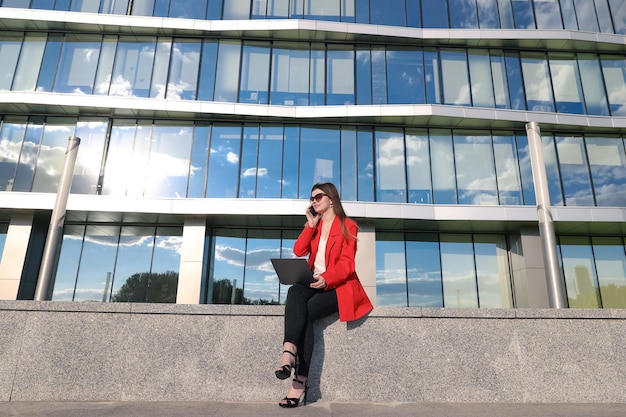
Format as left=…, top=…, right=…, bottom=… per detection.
left=283, top=284, right=338, bottom=377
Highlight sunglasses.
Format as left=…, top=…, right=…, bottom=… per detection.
left=310, top=193, right=327, bottom=202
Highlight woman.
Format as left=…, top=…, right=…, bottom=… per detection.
left=275, top=182, right=373, bottom=407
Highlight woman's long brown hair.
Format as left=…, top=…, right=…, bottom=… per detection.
left=310, top=182, right=356, bottom=240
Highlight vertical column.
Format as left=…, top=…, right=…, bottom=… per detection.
left=0, top=212, right=34, bottom=300
left=176, top=217, right=208, bottom=304
left=355, top=222, right=377, bottom=306
left=525, top=122, right=566, bottom=308
left=34, top=136, right=81, bottom=301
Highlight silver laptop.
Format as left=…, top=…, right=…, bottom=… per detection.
left=271, top=258, right=314, bottom=286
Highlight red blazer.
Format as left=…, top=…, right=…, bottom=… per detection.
left=293, top=216, right=373, bottom=322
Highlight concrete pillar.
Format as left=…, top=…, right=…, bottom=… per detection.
left=355, top=223, right=377, bottom=306
left=176, top=217, right=208, bottom=304
left=509, top=228, right=551, bottom=308
left=0, top=212, right=34, bottom=300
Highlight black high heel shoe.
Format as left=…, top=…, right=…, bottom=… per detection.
left=278, top=377, right=308, bottom=408
left=275, top=350, right=297, bottom=380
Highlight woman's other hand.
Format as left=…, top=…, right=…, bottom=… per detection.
left=305, top=205, right=320, bottom=228
left=310, top=275, right=327, bottom=290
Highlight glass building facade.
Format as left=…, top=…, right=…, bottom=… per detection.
left=1, top=0, right=626, bottom=309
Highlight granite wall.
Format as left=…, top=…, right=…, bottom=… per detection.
left=1, top=301, right=624, bottom=403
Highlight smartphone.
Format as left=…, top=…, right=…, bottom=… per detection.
left=309, top=206, right=318, bottom=216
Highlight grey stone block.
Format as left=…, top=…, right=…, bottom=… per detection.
left=0, top=311, right=25, bottom=401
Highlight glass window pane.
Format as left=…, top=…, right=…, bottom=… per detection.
left=376, top=233, right=407, bottom=307
left=100, top=0, right=129, bottom=14
left=371, top=47, right=387, bottom=104
left=188, top=124, right=209, bottom=198
left=243, top=230, right=281, bottom=304
left=515, top=134, right=536, bottom=205
left=214, top=40, right=241, bottom=103
left=303, top=0, right=340, bottom=20
left=211, top=230, right=246, bottom=304
left=126, top=121, right=152, bottom=197
left=144, top=122, right=193, bottom=198
left=421, top=0, right=449, bottom=28
left=468, top=49, right=495, bottom=107
left=36, top=33, right=63, bottom=93
left=32, top=118, right=76, bottom=193
left=555, top=135, right=594, bottom=206
left=340, top=127, right=357, bottom=201
left=223, top=0, right=250, bottom=19
left=0, top=33, right=22, bottom=90
left=511, top=0, right=535, bottom=28
left=355, top=47, right=372, bottom=105
left=110, top=36, right=156, bottom=98
left=93, top=35, right=117, bottom=95
left=71, top=119, right=107, bottom=195
left=131, top=0, right=155, bottom=15
left=559, top=236, right=601, bottom=308
left=197, top=40, right=218, bottom=101
left=424, top=48, right=441, bottom=104
left=169, top=0, right=207, bottom=17
left=70, top=0, right=99, bottom=12
left=573, top=0, right=599, bottom=32
left=150, top=38, right=171, bottom=99
left=206, top=124, right=242, bottom=198
left=593, top=237, right=626, bottom=308
left=0, top=118, right=27, bottom=191
left=239, top=124, right=259, bottom=198
left=370, top=0, right=406, bottom=25
left=578, top=53, right=609, bottom=116
left=12, top=33, right=46, bottom=91
left=600, top=55, right=626, bottom=116
left=257, top=125, right=283, bottom=198
left=521, top=52, right=555, bottom=112
left=167, top=38, right=201, bottom=100
left=548, top=53, right=585, bottom=114
left=542, top=135, right=564, bottom=206
left=441, top=49, right=470, bottom=106
left=270, top=42, right=310, bottom=105
left=298, top=126, right=340, bottom=195
left=375, top=128, right=407, bottom=203
left=477, top=0, right=501, bottom=28
left=281, top=125, right=299, bottom=198
left=497, top=0, right=514, bottom=28
left=449, top=0, right=479, bottom=28
left=74, top=225, right=120, bottom=302
left=357, top=128, right=374, bottom=202
left=534, top=0, right=562, bottom=29
left=406, top=233, right=442, bottom=307
left=474, top=235, right=512, bottom=307
left=505, top=52, right=526, bottom=110
left=594, top=0, right=614, bottom=33
left=560, top=0, right=578, bottom=30
left=454, top=132, right=498, bottom=205
left=53, top=34, right=101, bottom=94
left=441, top=234, right=478, bottom=308
left=490, top=52, right=510, bottom=108
left=12, top=120, right=43, bottom=192
left=430, top=130, right=457, bottom=204
left=51, top=224, right=84, bottom=301
left=586, top=136, right=626, bottom=206
left=493, top=134, right=523, bottom=205
left=263, top=0, right=290, bottom=18
left=110, top=226, right=155, bottom=302
left=101, top=121, right=137, bottom=196
left=149, top=226, right=182, bottom=302
left=406, top=129, right=431, bottom=204
left=326, top=45, right=354, bottom=105
left=239, top=42, right=270, bottom=104
left=310, top=44, right=325, bottom=105
left=386, top=47, right=425, bottom=104
left=609, top=0, right=626, bottom=34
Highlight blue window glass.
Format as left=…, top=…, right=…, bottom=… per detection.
left=376, top=233, right=408, bottom=307
left=223, top=0, right=250, bottom=19
left=0, top=117, right=27, bottom=191
left=468, top=49, right=495, bottom=108
left=2, top=0, right=30, bottom=7
left=440, top=49, right=470, bottom=106
left=210, top=230, right=246, bottom=304
left=206, top=124, right=242, bottom=198
left=326, top=46, right=355, bottom=105
left=51, top=225, right=83, bottom=301
left=206, top=0, right=222, bottom=19
left=36, top=34, right=63, bottom=93
left=430, top=129, right=457, bottom=204
left=511, top=0, right=535, bottom=29
left=93, top=35, right=117, bottom=95
left=70, top=0, right=99, bottom=12
left=600, top=55, right=626, bottom=116
left=31, top=118, right=76, bottom=193
left=586, top=137, right=626, bottom=207
left=533, top=0, right=563, bottom=29
left=71, top=119, right=107, bottom=195
left=449, top=0, right=479, bottom=28
left=355, top=46, right=372, bottom=105
left=556, top=135, right=594, bottom=206
left=110, top=227, right=156, bottom=302
left=243, top=230, right=281, bottom=304
left=474, top=235, right=513, bottom=307
left=504, top=52, right=526, bottom=110
left=270, top=42, right=310, bottom=106
left=406, top=0, right=420, bottom=27
left=256, top=0, right=289, bottom=18
left=515, top=134, right=536, bottom=205
left=153, top=0, right=169, bottom=17
left=490, top=52, right=510, bottom=108
left=12, top=33, right=46, bottom=92
left=559, top=236, right=601, bottom=308
left=355, top=0, right=369, bottom=23
left=256, top=125, right=283, bottom=198
left=542, top=135, right=564, bottom=206
left=548, top=53, right=585, bottom=114
left=370, top=0, right=406, bottom=26
left=298, top=126, right=340, bottom=195
left=521, top=52, right=554, bottom=112
left=454, top=132, right=498, bottom=205
left=150, top=38, right=171, bottom=99
left=341, top=127, right=358, bottom=201
left=386, top=47, right=425, bottom=104
left=239, top=124, right=260, bottom=198
left=290, top=0, right=303, bottom=17
left=302, top=0, right=340, bottom=21
left=310, top=44, right=325, bottom=105
left=441, top=234, right=478, bottom=308
left=593, top=237, right=626, bottom=308
left=167, top=39, right=201, bottom=100
left=169, top=0, right=207, bottom=18
left=145, top=227, right=181, bottom=302
left=493, top=134, right=523, bottom=205
left=239, top=42, right=270, bottom=104
left=110, top=36, right=156, bottom=98
left=341, top=0, right=355, bottom=22
left=609, top=0, right=626, bottom=34
left=371, top=47, right=387, bottom=104
left=498, top=0, right=515, bottom=28
left=197, top=40, right=218, bottom=101
left=53, top=34, right=101, bottom=94
left=187, top=124, right=210, bottom=198
left=406, top=233, right=442, bottom=307
left=357, top=128, right=374, bottom=202
left=214, top=40, right=241, bottom=103
left=406, top=129, right=431, bottom=204
left=75, top=225, right=120, bottom=302
left=281, top=125, right=299, bottom=198
left=594, top=0, right=614, bottom=33
left=100, top=0, right=129, bottom=14
left=560, top=0, right=578, bottom=30
left=578, top=54, right=609, bottom=116
left=477, top=0, right=501, bottom=28
left=424, top=48, right=441, bottom=104
left=101, top=120, right=138, bottom=196
left=54, top=0, right=70, bottom=10
left=0, top=33, right=22, bottom=91
left=130, top=0, right=154, bottom=15
left=573, top=0, right=599, bottom=32
left=421, top=0, right=449, bottom=28
left=375, top=128, right=407, bottom=203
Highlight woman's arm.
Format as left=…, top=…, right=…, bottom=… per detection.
left=293, top=222, right=317, bottom=257
left=321, top=220, right=358, bottom=290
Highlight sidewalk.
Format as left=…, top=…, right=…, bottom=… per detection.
left=2, top=401, right=626, bottom=417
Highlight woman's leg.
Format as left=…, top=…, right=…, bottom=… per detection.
left=279, top=284, right=317, bottom=373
